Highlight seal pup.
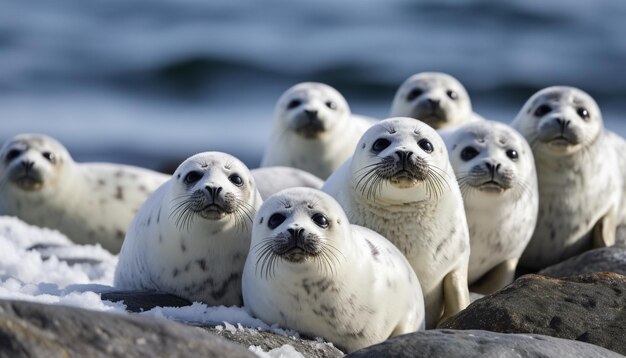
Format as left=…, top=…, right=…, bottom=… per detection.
left=251, top=166, right=324, bottom=200
left=322, top=117, right=470, bottom=328
left=390, top=72, right=484, bottom=129
left=260, top=82, right=376, bottom=179
left=444, top=121, right=539, bottom=294
left=512, top=86, right=623, bottom=271
left=0, top=134, right=168, bottom=253
left=242, top=188, right=425, bottom=353
left=114, top=152, right=262, bottom=306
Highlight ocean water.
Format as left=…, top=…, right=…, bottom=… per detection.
left=1, top=0, right=625, bottom=171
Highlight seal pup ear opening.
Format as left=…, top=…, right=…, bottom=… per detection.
left=243, top=187, right=425, bottom=353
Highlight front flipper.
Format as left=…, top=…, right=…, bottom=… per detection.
left=469, top=257, right=519, bottom=295
left=592, top=207, right=616, bottom=248
left=438, top=265, right=470, bottom=327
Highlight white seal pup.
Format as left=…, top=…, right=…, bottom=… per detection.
left=512, top=86, right=623, bottom=271
left=114, top=152, right=262, bottom=306
left=390, top=72, right=484, bottom=129
left=322, top=117, right=470, bottom=328
left=260, top=82, right=376, bottom=179
left=444, top=121, right=539, bottom=294
left=251, top=166, right=324, bottom=200
left=242, top=188, right=424, bottom=353
left=0, top=134, right=168, bottom=253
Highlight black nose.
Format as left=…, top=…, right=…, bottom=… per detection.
left=395, top=150, right=413, bottom=163
left=21, top=161, right=34, bottom=171
left=485, top=162, right=501, bottom=177
left=426, top=98, right=440, bottom=108
left=287, top=227, right=304, bottom=240
left=304, top=110, right=318, bottom=120
left=555, top=118, right=570, bottom=132
left=205, top=185, right=223, bottom=199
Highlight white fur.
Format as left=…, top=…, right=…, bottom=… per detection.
left=251, top=166, right=323, bottom=200
left=512, top=86, right=623, bottom=270
left=390, top=72, right=483, bottom=129
left=444, top=121, right=539, bottom=290
left=0, top=134, right=168, bottom=253
left=322, top=117, right=470, bottom=328
left=115, top=152, right=262, bottom=306
left=242, top=188, right=424, bottom=353
left=261, top=82, right=376, bottom=179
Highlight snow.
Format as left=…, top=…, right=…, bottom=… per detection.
left=0, top=216, right=306, bottom=358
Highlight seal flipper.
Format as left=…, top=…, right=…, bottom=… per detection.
left=469, top=257, right=519, bottom=295
left=438, top=264, right=470, bottom=326
left=592, top=207, right=616, bottom=248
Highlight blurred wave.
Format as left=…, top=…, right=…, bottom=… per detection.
left=0, top=0, right=625, bottom=170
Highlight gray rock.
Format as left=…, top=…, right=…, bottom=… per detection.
left=0, top=299, right=254, bottom=358
left=101, top=291, right=192, bottom=312
left=440, top=272, right=626, bottom=355
left=539, top=245, right=626, bottom=277
left=346, top=330, right=623, bottom=358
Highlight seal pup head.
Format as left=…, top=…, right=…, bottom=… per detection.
left=169, top=152, right=260, bottom=231
left=274, top=82, right=351, bottom=139
left=447, top=121, right=535, bottom=198
left=512, top=86, right=603, bottom=157
left=251, top=188, right=348, bottom=279
left=350, top=117, right=452, bottom=204
left=0, top=134, right=73, bottom=193
left=390, top=72, right=473, bottom=129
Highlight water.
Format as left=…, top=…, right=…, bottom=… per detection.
left=1, top=0, right=625, bottom=171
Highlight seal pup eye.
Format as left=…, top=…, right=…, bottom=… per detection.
left=5, top=149, right=21, bottom=162
left=311, top=213, right=329, bottom=228
left=534, top=104, right=552, bottom=117
left=268, top=213, right=286, bottom=229
left=406, top=88, right=423, bottom=101
left=325, top=101, right=337, bottom=110
left=229, top=174, right=244, bottom=186
left=418, top=139, right=434, bottom=153
left=446, top=90, right=458, bottom=100
left=577, top=107, right=590, bottom=120
left=372, top=138, right=391, bottom=152
left=287, top=99, right=302, bottom=110
left=506, top=149, right=518, bottom=161
left=42, top=151, right=56, bottom=163
left=460, top=146, right=479, bottom=161
left=184, top=171, right=203, bottom=184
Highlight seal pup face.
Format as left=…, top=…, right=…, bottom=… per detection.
left=447, top=121, right=534, bottom=197
left=351, top=117, right=451, bottom=203
left=512, top=86, right=602, bottom=157
left=251, top=188, right=347, bottom=278
left=169, top=152, right=258, bottom=230
left=274, top=82, right=351, bottom=139
left=0, top=134, right=71, bottom=192
left=390, top=72, right=472, bottom=129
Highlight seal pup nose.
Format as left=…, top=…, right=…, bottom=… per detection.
left=426, top=98, right=440, bottom=109
left=484, top=162, right=501, bottom=177
left=287, top=227, right=304, bottom=240
left=304, top=109, right=318, bottom=120
left=395, top=150, right=413, bottom=163
left=205, top=185, right=222, bottom=199
left=21, top=160, right=34, bottom=171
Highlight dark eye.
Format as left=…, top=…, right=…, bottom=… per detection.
left=447, top=90, right=458, bottom=100
left=372, top=138, right=391, bottom=152
left=5, top=149, right=21, bottom=162
left=406, top=88, right=423, bottom=101
left=460, top=146, right=479, bottom=161
left=42, top=152, right=56, bottom=163
left=311, top=213, right=329, bottom=228
left=325, top=101, right=337, bottom=110
left=268, top=213, right=286, bottom=229
left=506, top=149, right=518, bottom=161
left=287, top=99, right=301, bottom=110
left=577, top=107, right=590, bottom=120
left=418, top=139, right=433, bottom=153
left=229, top=174, right=243, bottom=186
left=184, top=171, right=203, bottom=184
left=534, top=104, right=552, bottom=117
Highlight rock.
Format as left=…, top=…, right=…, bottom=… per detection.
left=0, top=299, right=254, bottom=357
left=440, top=272, right=626, bottom=355
left=204, top=326, right=344, bottom=358
left=101, top=291, right=192, bottom=312
left=346, top=329, right=623, bottom=358
left=539, top=245, right=626, bottom=277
